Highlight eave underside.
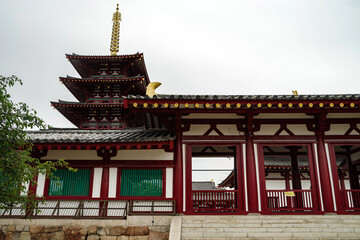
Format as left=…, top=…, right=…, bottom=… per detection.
left=66, top=53, right=150, bottom=84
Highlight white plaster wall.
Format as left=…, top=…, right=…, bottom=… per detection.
left=22, top=182, right=30, bottom=196
left=351, top=150, right=360, bottom=160
left=108, top=168, right=117, bottom=198
left=301, top=180, right=311, bottom=190
left=166, top=168, right=173, bottom=198
left=327, top=124, right=350, bottom=135
left=182, top=113, right=243, bottom=119
left=92, top=168, right=102, bottom=198
left=42, top=150, right=102, bottom=160
left=266, top=180, right=286, bottom=190
left=112, top=149, right=173, bottom=160
left=217, top=124, right=244, bottom=135
left=287, top=124, right=313, bottom=135
left=254, top=113, right=313, bottom=119
left=36, top=173, right=46, bottom=197
left=328, top=113, right=360, bottom=119
left=255, top=124, right=279, bottom=135
left=183, top=125, right=210, bottom=136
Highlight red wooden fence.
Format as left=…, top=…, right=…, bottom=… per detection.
left=341, top=190, right=360, bottom=211
left=266, top=190, right=314, bottom=212
left=192, top=190, right=237, bottom=212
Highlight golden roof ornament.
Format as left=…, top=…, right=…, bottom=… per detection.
left=110, top=4, right=121, bottom=56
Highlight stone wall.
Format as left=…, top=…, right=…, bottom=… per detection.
left=0, top=225, right=169, bottom=240
left=0, top=216, right=172, bottom=240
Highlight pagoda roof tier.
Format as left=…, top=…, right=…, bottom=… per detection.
left=124, top=94, right=360, bottom=113
left=60, top=75, right=146, bottom=83
left=60, top=76, right=146, bottom=102
left=51, top=100, right=124, bottom=127
left=65, top=53, right=150, bottom=83
left=51, top=100, right=124, bottom=108
left=27, top=128, right=175, bottom=144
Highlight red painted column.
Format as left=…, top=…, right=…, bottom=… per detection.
left=246, top=133, right=259, bottom=213
left=100, top=166, right=109, bottom=199
left=28, top=175, right=38, bottom=197
left=316, top=132, right=335, bottom=212
left=174, top=116, right=183, bottom=213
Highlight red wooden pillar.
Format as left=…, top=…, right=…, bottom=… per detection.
left=313, top=113, right=334, bottom=212
left=316, top=133, right=335, bottom=212
left=100, top=167, right=110, bottom=199
left=174, top=115, right=183, bottom=213
left=97, top=148, right=117, bottom=216
left=242, top=114, right=260, bottom=213
left=28, top=175, right=38, bottom=197
left=246, top=133, right=259, bottom=212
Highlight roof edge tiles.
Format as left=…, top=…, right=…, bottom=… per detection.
left=125, top=94, right=360, bottom=101
left=65, top=53, right=143, bottom=60
left=27, top=128, right=175, bottom=144
left=51, top=101, right=124, bottom=107
left=59, top=76, right=145, bottom=82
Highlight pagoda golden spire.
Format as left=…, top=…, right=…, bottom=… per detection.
left=110, top=4, right=121, bottom=56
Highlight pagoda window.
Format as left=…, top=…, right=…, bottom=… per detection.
left=120, top=169, right=163, bottom=197
left=112, top=85, right=121, bottom=97
left=47, top=169, right=91, bottom=196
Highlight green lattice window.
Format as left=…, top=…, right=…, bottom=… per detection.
left=48, top=169, right=91, bottom=196
left=120, top=169, right=163, bottom=196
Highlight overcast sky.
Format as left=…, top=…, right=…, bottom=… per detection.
left=1, top=0, right=359, bottom=128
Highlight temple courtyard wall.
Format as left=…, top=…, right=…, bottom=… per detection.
left=1, top=215, right=360, bottom=240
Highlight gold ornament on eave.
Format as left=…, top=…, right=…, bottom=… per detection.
left=110, top=4, right=121, bottom=56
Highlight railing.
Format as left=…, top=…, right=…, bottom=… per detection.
left=340, top=190, right=360, bottom=211
left=192, top=190, right=237, bottom=212
left=128, top=200, right=176, bottom=215
left=266, top=190, right=314, bottom=212
left=0, top=199, right=175, bottom=219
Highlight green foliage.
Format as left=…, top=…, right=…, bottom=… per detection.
left=0, top=75, right=72, bottom=214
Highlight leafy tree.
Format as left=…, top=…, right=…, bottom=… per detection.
left=0, top=75, right=70, bottom=215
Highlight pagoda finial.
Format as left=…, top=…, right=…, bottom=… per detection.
left=110, top=4, right=121, bottom=56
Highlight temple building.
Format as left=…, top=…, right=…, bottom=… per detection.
left=2, top=4, right=360, bottom=220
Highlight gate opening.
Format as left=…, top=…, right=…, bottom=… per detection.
left=261, top=145, right=317, bottom=212
left=190, top=145, right=239, bottom=212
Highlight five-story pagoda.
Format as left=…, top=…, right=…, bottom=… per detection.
left=52, top=4, right=150, bottom=130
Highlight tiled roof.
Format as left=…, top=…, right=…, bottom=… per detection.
left=51, top=100, right=123, bottom=107
left=126, top=94, right=360, bottom=101
left=60, top=75, right=145, bottom=82
left=65, top=53, right=143, bottom=60
left=192, top=181, right=217, bottom=190
left=27, top=128, right=175, bottom=144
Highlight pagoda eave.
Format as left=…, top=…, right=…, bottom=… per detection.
left=66, top=53, right=144, bottom=60
left=65, top=53, right=151, bottom=84
left=51, top=102, right=124, bottom=108
left=60, top=76, right=146, bottom=83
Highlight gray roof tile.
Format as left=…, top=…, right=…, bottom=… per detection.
left=125, top=94, right=360, bottom=101
left=27, top=128, right=175, bottom=144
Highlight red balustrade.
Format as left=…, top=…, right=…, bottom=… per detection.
left=192, top=190, right=237, bottom=212
left=340, top=190, right=360, bottom=211
left=266, top=190, right=314, bottom=212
